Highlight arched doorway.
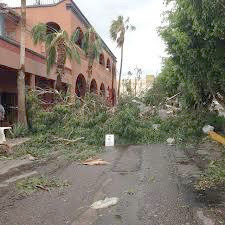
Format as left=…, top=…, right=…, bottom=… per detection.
left=75, top=74, right=86, bottom=97
left=90, top=79, right=98, bottom=94
left=74, top=27, right=84, bottom=48
left=46, top=22, right=61, bottom=34
left=100, top=83, right=105, bottom=96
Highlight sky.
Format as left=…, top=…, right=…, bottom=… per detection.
left=75, top=0, right=167, bottom=77
left=7, top=0, right=167, bottom=77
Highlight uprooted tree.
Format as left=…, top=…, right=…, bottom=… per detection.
left=159, top=0, right=225, bottom=109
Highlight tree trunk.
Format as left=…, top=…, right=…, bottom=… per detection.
left=117, top=44, right=124, bottom=99
left=87, top=62, right=92, bottom=92
left=17, top=0, right=27, bottom=126
left=111, top=71, right=115, bottom=106
left=55, top=41, right=66, bottom=91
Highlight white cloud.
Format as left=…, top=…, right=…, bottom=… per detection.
left=6, top=0, right=167, bottom=77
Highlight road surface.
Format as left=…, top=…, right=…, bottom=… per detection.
left=0, top=145, right=214, bottom=225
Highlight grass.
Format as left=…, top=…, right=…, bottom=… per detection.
left=16, top=175, right=70, bottom=194
left=196, top=156, right=225, bottom=190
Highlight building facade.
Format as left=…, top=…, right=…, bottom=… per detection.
left=121, top=75, right=155, bottom=96
left=0, top=0, right=117, bottom=125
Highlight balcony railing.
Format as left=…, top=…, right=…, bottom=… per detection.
left=0, top=0, right=62, bottom=7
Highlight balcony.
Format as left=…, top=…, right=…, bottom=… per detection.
left=0, top=0, right=63, bottom=7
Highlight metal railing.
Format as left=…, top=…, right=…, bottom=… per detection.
left=0, top=0, right=62, bottom=7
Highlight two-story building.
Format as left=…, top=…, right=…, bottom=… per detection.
left=0, top=0, right=117, bottom=124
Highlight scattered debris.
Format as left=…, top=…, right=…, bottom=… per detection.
left=167, top=138, right=175, bottom=145
left=24, top=154, right=36, bottom=161
left=203, top=125, right=225, bottom=146
left=152, top=124, right=160, bottom=130
left=203, top=125, right=215, bottom=134
left=36, top=185, right=50, bottom=192
left=90, top=197, right=119, bottom=209
left=195, top=209, right=215, bottom=225
left=158, top=109, right=171, bottom=120
left=82, top=158, right=110, bottom=166
left=52, top=137, right=85, bottom=145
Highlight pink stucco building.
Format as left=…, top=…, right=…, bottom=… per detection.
left=0, top=0, right=117, bottom=124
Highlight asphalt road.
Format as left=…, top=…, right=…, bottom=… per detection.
left=0, top=145, right=205, bottom=225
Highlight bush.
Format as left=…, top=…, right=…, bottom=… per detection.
left=12, top=123, right=30, bottom=138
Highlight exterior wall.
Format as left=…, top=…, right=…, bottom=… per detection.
left=121, top=75, right=155, bottom=96
left=0, top=0, right=117, bottom=105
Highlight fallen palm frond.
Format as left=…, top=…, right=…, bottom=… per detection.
left=82, top=158, right=110, bottom=166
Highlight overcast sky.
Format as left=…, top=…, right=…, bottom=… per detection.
left=75, top=0, right=167, bottom=77
left=8, top=0, right=167, bottom=77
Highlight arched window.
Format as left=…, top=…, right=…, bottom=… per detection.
left=46, top=22, right=61, bottom=34
left=100, top=83, right=105, bottom=96
left=90, top=79, right=98, bottom=94
left=75, top=74, right=86, bottom=97
left=106, top=59, right=111, bottom=71
left=99, top=54, right=105, bottom=66
left=75, top=27, right=84, bottom=48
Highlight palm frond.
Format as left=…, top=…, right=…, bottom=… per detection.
left=31, top=23, right=47, bottom=45
left=71, top=29, right=80, bottom=44
left=46, top=46, right=56, bottom=74
left=130, top=25, right=136, bottom=31
left=67, top=42, right=81, bottom=64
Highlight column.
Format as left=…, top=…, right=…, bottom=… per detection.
left=0, top=14, right=5, bottom=36
left=30, top=74, right=36, bottom=90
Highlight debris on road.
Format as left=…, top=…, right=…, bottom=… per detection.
left=167, top=138, right=175, bottom=145
left=82, top=158, right=110, bottom=166
left=90, top=197, right=119, bottom=209
left=203, top=125, right=225, bottom=146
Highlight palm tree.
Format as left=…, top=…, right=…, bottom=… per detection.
left=17, top=0, right=27, bottom=126
left=31, top=23, right=80, bottom=90
left=110, top=16, right=136, bottom=98
left=78, top=27, right=102, bottom=91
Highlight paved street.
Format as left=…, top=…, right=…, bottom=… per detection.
left=0, top=145, right=213, bottom=225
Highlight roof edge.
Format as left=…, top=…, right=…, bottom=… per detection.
left=67, top=1, right=117, bottom=61
left=10, top=0, right=117, bottom=61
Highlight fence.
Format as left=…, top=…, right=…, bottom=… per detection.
left=0, top=0, right=62, bottom=7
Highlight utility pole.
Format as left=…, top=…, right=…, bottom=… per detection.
left=17, top=0, right=27, bottom=126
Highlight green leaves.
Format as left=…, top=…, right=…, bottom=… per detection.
left=160, top=0, right=225, bottom=109
left=31, top=23, right=80, bottom=86
left=110, top=16, right=136, bottom=48
left=80, top=27, right=103, bottom=67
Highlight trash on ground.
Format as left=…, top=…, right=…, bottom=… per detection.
left=25, top=154, right=35, bottom=161
left=152, top=124, right=160, bottom=130
left=167, top=138, right=175, bottom=145
left=82, top=158, right=110, bottom=166
left=202, top=125, right=225, bottom=146
left=90, top=197, right=119, bottom=209
left=208, top=131, right=225, bottom=146
left=202, top=125, right=215, bottom=134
